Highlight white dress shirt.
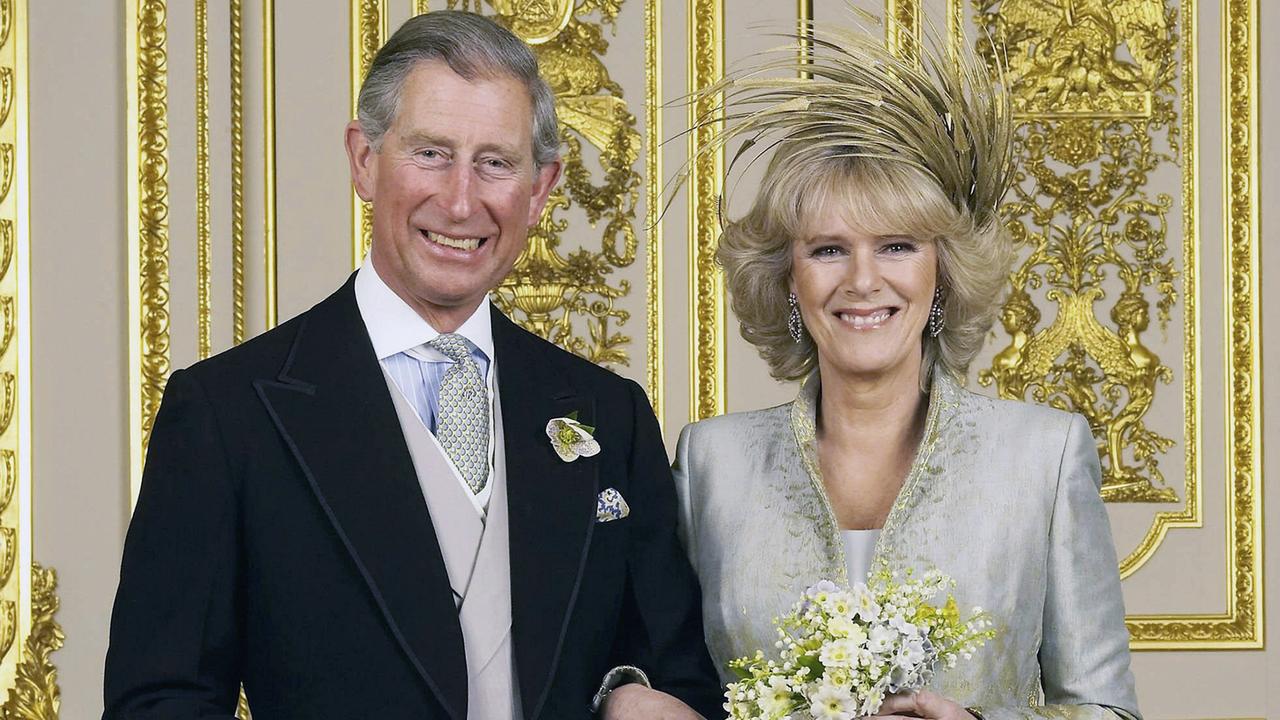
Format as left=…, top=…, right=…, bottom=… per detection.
left=354, top=258, right=497, bottom=515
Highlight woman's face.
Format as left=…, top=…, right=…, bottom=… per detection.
left=790, top=201, right=938, bottom=382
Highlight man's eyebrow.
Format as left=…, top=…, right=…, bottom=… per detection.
left=398, top=130, right=451, bottom=148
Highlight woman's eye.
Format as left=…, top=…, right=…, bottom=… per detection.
left=811, top=245, right=844, bottom=258
left=882, top=241, right=916, bottom=254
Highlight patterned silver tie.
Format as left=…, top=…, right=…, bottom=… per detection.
left=427, top=333, right=490, bottom=494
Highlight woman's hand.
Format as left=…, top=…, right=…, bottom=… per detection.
left=869, top=689, right=977, bottom=719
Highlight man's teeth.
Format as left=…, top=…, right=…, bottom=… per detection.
left=427, top=232, right=483, bottom=251
left=839, top=310, right=892, bottom=328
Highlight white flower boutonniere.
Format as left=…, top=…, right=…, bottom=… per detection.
left=546, top=412, right=600, bottom=462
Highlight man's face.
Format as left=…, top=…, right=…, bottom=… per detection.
left=346, top=60, right=560, bottom=330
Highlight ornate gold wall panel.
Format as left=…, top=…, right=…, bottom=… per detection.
left=941, top=0, right=1262, bottom=648
left=126, top=0, right=172, bottom=508
left=0, top=1, right=61, bottom=714
left=688, top=0, right=725, bottom=420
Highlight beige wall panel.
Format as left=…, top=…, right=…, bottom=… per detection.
left=275, top=1, right=363, bottom=323
left=30, top=2, right=126, bottom=717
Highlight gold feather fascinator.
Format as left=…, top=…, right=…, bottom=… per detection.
left=671, top=9, right=1016, bottom=232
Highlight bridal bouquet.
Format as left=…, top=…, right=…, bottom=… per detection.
left=724, top=568, right=994, bottom=720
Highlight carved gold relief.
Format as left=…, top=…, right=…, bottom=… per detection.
left=689, top=0, right=724, bottom=421
left=973, top=0, right=1181, bottom=504
left=444, top=0, right=643, bottom=368
left=128, top=0, right=173, bottom=505
left=2, top=566, right=64, bottom=718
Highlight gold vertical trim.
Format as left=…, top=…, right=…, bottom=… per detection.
left=884, top=0, right=920, bottom=57
left=688, top=0, right=724, bottom=422
left=797, top=0, right=812, bottom=77
left=263, top=0, right=278, bottom=329
left=350, top=0, right=387, bottom=268
left=196, top=0, right=212, bottom=358
left=950, top=0, right=1259, bottom=646
left=415, top=0, right=430, bottom=14
left=645, top=0, right=663, bottom=423
left=230, top=0, right=245, bottom=345
left=127, top=0, right=172, bottom=507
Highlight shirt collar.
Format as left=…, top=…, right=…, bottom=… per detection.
left=354, top=257, right=495, bottom=362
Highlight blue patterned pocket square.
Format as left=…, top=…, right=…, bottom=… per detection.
left=596, top=488, right=630, bottom=523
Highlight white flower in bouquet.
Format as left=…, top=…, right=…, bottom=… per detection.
left=723, top=567, right=995, bottom=720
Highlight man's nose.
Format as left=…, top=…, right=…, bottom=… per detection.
left=438, top=163, right=477, bottom=221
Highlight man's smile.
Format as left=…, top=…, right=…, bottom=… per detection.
left=420, top=229, right=490, bottom=252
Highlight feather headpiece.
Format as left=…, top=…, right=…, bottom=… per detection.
left=675, top=9, right=1015, bottom=232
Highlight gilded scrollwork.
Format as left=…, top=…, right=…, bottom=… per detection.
left=973, top=0, right=1181, bottom=503
left=1, top=566, right=63, bottom=719
left=134, top=0, right=173, bottom=462
left=447, top=0, right=642, bottom=368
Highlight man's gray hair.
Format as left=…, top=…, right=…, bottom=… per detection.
left=357, top=11, right=560, bottom=166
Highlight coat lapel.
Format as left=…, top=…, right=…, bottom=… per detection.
left=254, top=277, right=468, bottom=720
left=492, top=309, right=600, bottom=720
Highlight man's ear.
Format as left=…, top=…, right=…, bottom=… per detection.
left=344, top=120, right=377, bottom=202
left=525, top=159, right=563, bottom=225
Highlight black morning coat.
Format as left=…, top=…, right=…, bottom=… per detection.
left=103, top=275, right=722, bottom=720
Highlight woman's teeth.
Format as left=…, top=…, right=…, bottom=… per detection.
left=838, top=309, right=892, bottom=329
left=426, top=231, right=483, bottom=251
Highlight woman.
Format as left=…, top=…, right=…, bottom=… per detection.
left=672, top=21, right=1140, bottom=720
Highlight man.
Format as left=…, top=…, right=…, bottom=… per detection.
left=104, top=12, right=721, bottom=720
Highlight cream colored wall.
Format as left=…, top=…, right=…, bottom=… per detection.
left=19, top=1, right=1278, bottom=717
left=30, top=2, right=128, bottom=718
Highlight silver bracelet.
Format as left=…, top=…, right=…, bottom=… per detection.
left=590, top=665, right=652, bottom=714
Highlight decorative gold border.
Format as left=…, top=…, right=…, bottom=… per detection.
left=196, top=0, right=212, bottom=359
left=350, top=0, right=386, bottom=268
left=230, top=0, right=246, bottom=345
left=1117, top=0, right=1203, bottom=580
left=0, top=2, right=62, bottom=713
left=645, top=0, right=663, bottom=421
left=263, top=0, right=278, bottom=330
left=688, top=0, right=724, bottom=422
left=127, top=0, right=172, bottom=508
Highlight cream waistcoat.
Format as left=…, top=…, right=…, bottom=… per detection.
left=384, top=368, right=522, bottom=720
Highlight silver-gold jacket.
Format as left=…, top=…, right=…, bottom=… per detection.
left=672, top=371, right=1140, bottom=720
